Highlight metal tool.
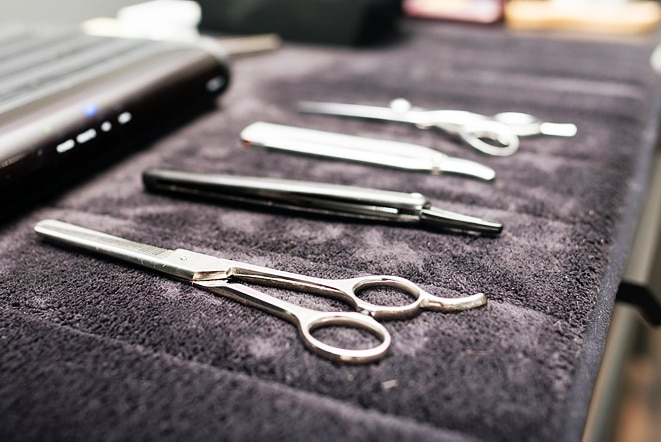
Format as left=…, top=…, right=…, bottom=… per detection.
left=142, top=169, right=503, bottom=235
left=241, top=122, right=497, bottom=181
left=35, top=219, right=488, bottom=363
left=296, top=98, right=519, bottom=156
left=483, top=110, right=578, bottom=138
left=297, top=98, right=577, bottom=156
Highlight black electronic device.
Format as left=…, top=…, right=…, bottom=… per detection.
left=0, top=24, right=230, bottom=217
left=197, top=0, right=402, bottom=46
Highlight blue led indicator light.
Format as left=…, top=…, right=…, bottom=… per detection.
left=83, top=103, right=98, bottom=117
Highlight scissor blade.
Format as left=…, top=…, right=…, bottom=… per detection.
left=297, top=101, right=416, bottom=124
left=34, top=219, right=228, bottom=281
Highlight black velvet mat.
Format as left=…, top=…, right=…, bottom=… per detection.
left=1, top=21, right=660, bottom=441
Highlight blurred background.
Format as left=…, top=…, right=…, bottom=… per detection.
left=1, top=1, right=660, bottom=441
left=0, top=2, right=139, bottom=24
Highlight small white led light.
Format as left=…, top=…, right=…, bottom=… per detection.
left=117, top=112, right=132, bottom=124
left=76, top=128, right=97, bottom=144
left=56, top=139, right=75, bottom=153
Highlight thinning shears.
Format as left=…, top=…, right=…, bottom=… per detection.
left=35, top=219, right=487, bottom=364
left=298, top=98, right=577, bottom=157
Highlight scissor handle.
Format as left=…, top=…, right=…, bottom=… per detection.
left=456, top=120, right=520, bottom=157
left=327, top=275, right=487, bottom=320
left=197, top=280, right=391, bottom=364
left=412, top=109, right=520, bottom=157
left=226, top=263, right=487, bottom=321
left=297, top=310, right=391, bottom=364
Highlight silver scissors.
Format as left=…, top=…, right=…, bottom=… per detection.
left=35, top=219, right=487, bottom=364
left=298, top=99, right=577, bottom=157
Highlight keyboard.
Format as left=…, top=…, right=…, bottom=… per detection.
left=0, top=23, right=230, bottom=216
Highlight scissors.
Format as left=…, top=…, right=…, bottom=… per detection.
left=35, top=219, right=487, bottom=364
left=298, top=98, right=577, bottom=157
